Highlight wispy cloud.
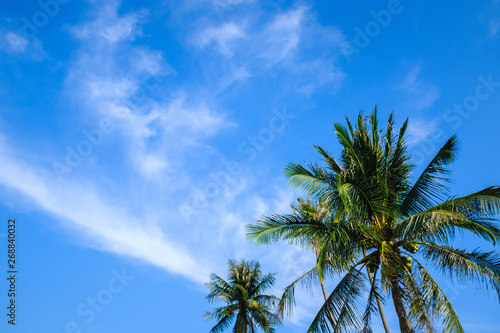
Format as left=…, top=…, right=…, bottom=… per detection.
left=70, top=2, right=147, bottom=43
left=67, top=2, right=233, bottom=179
left=406, top=118, right=438, bottom=146
left=0, top=30, right=46, bottom=60
left=194, top=22, right=246, bottom=56
left=0, top=139, right=210, bottom=284
left=2, top=32, right=28, bottom=53
left=259, top=7, right=305, bottom=65
left=489, top=18, right=500, bottom=37
left=480, top=0, right=500, bottom=39
left=397, top=64, right=440, bottom=111
left=190, top=5, right=346, bottom=94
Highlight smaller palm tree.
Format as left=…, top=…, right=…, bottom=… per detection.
left=205, top=259, right=281, bottom=333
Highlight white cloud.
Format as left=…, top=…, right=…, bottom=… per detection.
left=67, top=4, right=233, bottom=179
left=398, top=65, right=440, bottom=111
left=189, top=6, right=346, bottom=94
left=0, top=141, right=209, bottom=284
left=123, top=98, right=231, bottom=177
left=170, top=0, right=256, bottom=18
left=215, top=66, right=252, bottom=93
left=489, top=18, right=500, bottom=37
left=481, top=1, right=500, bottom=39
left=4, top=32, right=28, bottom=53
left=223, top=0, right=255, bottom=4
left=1, top=3, right=349, bottom=325
left=195, top=22, right=246, bottom=55
left=131, top=49, right=164, bottom=74
left=260, top=7, right=305, bottom=65
left=292, top=59, right=345, bottom=95
left=158, top=97, right=229, bottom=136
left=406, top=118, right=438, bottom=147
left=71, top=2, right=146, bottom=43
left=0, top=31, right=46, bottom=60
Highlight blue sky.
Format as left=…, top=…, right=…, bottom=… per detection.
left=0, top=0, right=500, bottom=332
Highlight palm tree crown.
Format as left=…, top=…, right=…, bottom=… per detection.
left=248, top=107, right=500, bottom=333
left=205, top=259, right=281, bottom=333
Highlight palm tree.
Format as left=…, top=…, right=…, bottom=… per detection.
left=205, top=259, right=281, bottom=333
left=248, top=107, right=500, bottom=333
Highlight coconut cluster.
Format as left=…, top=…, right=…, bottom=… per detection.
left=402, top=242, right=418, bottom=254
left=401, top=256, right=412, bottom=271
left=367, top=257, right=380, bottom=273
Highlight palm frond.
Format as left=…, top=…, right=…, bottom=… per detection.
left=253, top=295, right=280, bottom=309
left=334, top=122, right=364, bottom=172
left=277, top=266, right=320, bottom=319
left=247, top=213, right=329, bottom=247
left=307, top=268, right=365, bottom=333
left=251, top=273, right=277, bottom=296
left=248, top=305, right=279, bottom=333
left=316, top=223, right=364, bottom=279
left=417, top=242, right=500, bottom=300
left=285, top=162, right=340, bottom=206
left=401, top=268, right=435, bottom=332
left=360, top=270, right=383, bottom=333
left=206, top=273, right=233, bottom=303
left=205, top=304, right=238, bottom=333
left=401, top=136, right=458, bottom=216
left=411, top=257, right=465, bottom=333
left=314, top=145, right=342, bottom=174
left=394, top=209, right=500, bottom=245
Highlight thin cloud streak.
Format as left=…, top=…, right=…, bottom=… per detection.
left=0, top=141, right=210, bottom=284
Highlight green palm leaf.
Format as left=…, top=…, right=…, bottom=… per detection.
left=411, top=257, right=464, bottom=333
left=417, top=243, right=500, bottom=299
left=361, top=270, right=384, bottom=333
left=400, top=136, right=458, bottom=216
left=307, top=268, right=365, bottom=333
left=401, top=269, right=435, bottom=332
left=395, top=208, right=499, bottom=245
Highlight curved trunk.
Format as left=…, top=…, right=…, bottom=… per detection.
left=313, top=240, right=336, bottom=327
left=363, top=249, right=391, bottom=333
left=320, top=278, right=330, bottom=301
left=390, top=275, right=414, bottom=333
left=243, top=311, right=248, bottom=333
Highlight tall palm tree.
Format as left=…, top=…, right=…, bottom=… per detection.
left=205, top=259, right=281, bottom=333
left=248, top=107, right=500, bottom=333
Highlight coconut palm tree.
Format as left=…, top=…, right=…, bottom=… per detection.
left=248, top=108, right=500, bottom=333
left=205, top=259, right=281, bottom=333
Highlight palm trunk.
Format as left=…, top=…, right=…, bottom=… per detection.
left=319, top=278, right=330, bottom=301
left=313, top=240, right=336, bottom=327
left=389, top=275, right=414, bottom=333
left=314, top=240, right=330, bottom=301
left=314, top=242, right=329, bottom=301
left=363, top=249, right=391, bottom=333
